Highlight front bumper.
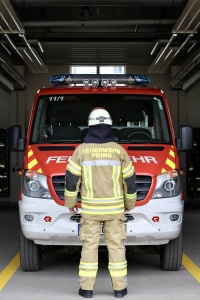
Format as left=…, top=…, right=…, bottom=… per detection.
left=19, top=194, right=184, bottom=246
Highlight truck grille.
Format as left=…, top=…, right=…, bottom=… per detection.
left=135, top=175, right=152, bottom=200
left=70, top=213, right=134, bottom=223
left=52, top=175, right=152, bottom=202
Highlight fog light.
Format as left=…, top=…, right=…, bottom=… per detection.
left=170, top=214, right=179, bottom=222
left=24, top=214, right=34, bottom=222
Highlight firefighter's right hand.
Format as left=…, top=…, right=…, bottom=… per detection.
left=69, top=206, right=78, bottom=214
left=124, top=207, right=130, bottom=212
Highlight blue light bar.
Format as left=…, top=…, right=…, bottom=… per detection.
left=50, top=74, right=150, bottom=86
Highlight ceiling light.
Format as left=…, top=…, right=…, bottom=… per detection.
left=182, top=70, right=200, bottom=91
left=187, top=43, right=197, bottom=53
left=192, top=52, right=200, bottom=62
left=170, top=48, right=200, bottom=88
left=0, top=74, right=14, bottom=91
left=172, top=0, right=200, bottom=34
left=150, top=42, right=159, bottom=55
left=148, top=46, right=179, bottom=73
left=1, top=42, right=11, bottom=55
left=18, top=34, right=48, bottom=73
left=17, top=47, right=48, bottom=73
left=0, top=57, right=27, bottom=88
left=0, top=0, right=24, bottom=34
left=173, top=34, right=193, bottom=58
left=149, top=34, right=177, bottom=72
left=37, top=42, right=44, bottom=53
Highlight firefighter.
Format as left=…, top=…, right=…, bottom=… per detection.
left=64, top=107, right=137, bottom=298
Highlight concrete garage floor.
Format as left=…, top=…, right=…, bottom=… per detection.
left=0, top=201, right=200, bottom=300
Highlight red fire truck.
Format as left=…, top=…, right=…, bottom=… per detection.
left=9, top=74, right=193, bottom=271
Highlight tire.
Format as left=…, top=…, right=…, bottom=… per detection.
left=160, top=231, right=183, bottom=271
left=19, top=229, right=42, bottom=271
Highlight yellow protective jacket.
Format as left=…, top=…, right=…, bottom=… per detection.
left=64, top=142, right=137, bottom=221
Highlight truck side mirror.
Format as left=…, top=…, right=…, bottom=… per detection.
left=8, top=125, right=25, bottom=151
left=176, top=125, right=193, bottom=151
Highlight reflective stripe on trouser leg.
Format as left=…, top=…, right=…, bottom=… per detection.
left=79, top=219, right=101, bottom=290
left=104, top=219, right=127, bottom=291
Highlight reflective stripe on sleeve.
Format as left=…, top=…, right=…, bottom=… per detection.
left=125, top=192, right=137, bottom=199
left=67, top=160, right=81, bottom=176
left=64, top=189, right=78, bottom=197
left=122, top=162, right=134, bottom=178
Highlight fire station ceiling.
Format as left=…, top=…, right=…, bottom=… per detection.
left=0, top=0, right=200, bottom=90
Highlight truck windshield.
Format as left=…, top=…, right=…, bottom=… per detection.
left=30, top=94, right=171, bottom=144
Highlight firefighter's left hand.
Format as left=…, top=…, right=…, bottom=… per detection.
left=69, top=206, right=78, bottom=214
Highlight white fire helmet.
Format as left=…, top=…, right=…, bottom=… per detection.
left=88, top=107, right=112, bottom=126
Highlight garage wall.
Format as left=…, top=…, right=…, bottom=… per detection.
left=185, top=80, right=200, bottom=126
left=0, top=65, right=199, bottom=204
left=0, top=88, right=10, bottom=128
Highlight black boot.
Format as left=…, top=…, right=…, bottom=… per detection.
left=114, top=288, right=127, bottom=298
left=79, top=288, right=93, bottom=298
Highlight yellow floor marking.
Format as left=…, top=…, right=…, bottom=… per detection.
left=0, top=252, right=199, bottom=291
left=182, top=253, right=200, bottom=284
left=0, top=253, right=20, bottom=291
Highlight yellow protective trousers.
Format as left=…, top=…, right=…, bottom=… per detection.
left=79, top=218, right=127, bottom=291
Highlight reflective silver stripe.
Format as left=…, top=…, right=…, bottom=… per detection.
left=80, top=160, right=121, bottom=167
left=80, top=262, right=98, bottom=268
left=112, top=166, right=120, bottom=197
left=109, top=261, right=127, bottom=268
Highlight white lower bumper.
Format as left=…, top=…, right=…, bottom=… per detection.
left=19, top=194, right=184, bottom=246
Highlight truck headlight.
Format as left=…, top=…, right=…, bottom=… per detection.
left=152, top=170, right=181, bottom=199
left=22, top=170, right=53, bottom=199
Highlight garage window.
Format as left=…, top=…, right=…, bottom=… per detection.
left=70, top=66, right=125, bottom=74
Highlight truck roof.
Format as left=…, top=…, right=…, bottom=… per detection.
left=37, top=85, right=164, bottom=96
